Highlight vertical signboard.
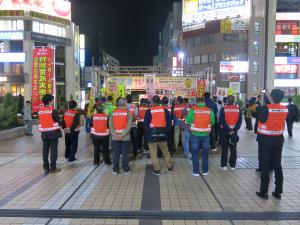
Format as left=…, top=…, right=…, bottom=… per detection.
left=117, top=85, right=125, bottom=98
left=32, top=47, right=54, bottom=112
left=196, top=79, right=206, bottom=98
left=144, top=74, right=156, bottom=99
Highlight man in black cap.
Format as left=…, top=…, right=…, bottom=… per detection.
left=38, top=94, right=62, bottom=174
left=256, top=89, right=288, bottom=200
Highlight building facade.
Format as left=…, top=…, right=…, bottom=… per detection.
left=0, top=0, right=80, bottom=109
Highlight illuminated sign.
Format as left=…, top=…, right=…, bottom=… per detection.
left=0, top=10, right=24, bottom=16
left=274, top=79, right=300, bottom=88
left=276, top=13, right=300, bottom=21
left=275, top=57, right=300, bottom=65
left=275, top=65, right=298, bottom=74
left=80, top=34, right=85, bottom=49
left=0, top=31, right=23, bottom=40
left=183, top=0, right=251, bottom=32
left=275, top=35, right=300, bottom=43
left=0, top=0, right=71, bottom=21
left=220, top=19, right=248, bottom=34
left=220, top=61, right=249, bottom=73
left=0, top=77, right=7, bottom=82
left=0, top=53, right=25, bottom=63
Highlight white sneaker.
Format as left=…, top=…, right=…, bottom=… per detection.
left=191, top=172, right=200, bottom=177
left=221, top=166, right=227, bottom=171
left=202, top=172, right=208, bottom=176
left=123, top=171, right=131, bottom=175
left=211, top=148, right=217, bottom=153
left=230, top=167, right=236, bottom=171
left=112, top=171, right=118, bottom=175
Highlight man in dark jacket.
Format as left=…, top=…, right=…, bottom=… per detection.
left=204, top=92, right=218, bottom=152
left=62, top=101, right=81, bottom=162
left=39, top=94, right=62, bottom=174
left=286, top=98, right=299, bottom=137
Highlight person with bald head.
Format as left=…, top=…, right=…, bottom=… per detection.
left=109, top=98, right=132, bottom=175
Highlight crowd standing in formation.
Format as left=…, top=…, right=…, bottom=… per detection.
left=36, top=89, right=299, bottom=200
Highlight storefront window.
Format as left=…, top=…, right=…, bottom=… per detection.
left=193, top=56, right=200, bottom=64
left=10, top=84, right=24, bottom=96
left=0, top=42, right=4, bottom=53
left=10, top=41, right=23, bottom=52
left=0, top=20, right=24, bottom=31
left=11, top=63, right=24, bottom=74
left=0, top=84, right=5, bottom=97
left=275, top=43, right=298, bottom=57
left=281, top=88, right=297, bottom=97
left=32, top=21, right=66, bottom=37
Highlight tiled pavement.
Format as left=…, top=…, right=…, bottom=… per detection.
left=0, top=122, right=299, bottom=225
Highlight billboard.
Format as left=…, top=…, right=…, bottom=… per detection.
left=220, top=19, right=248, bottom=33
left=183, top=0, right=251, bottom=32
left=275, top=57, right=300, bottom=65
left=0, top=52, right=25, bottom=62
left=274, top=79, right=300, bottom=88
left=220, top=61, right=249, bottom=73
left=275, top=35, right=300, bottom=43
left=31, top=47, right=54, bottom=113
left=0, top=0, right=71, bottom=20
left=274, top=65, right=298, bottom=74
left=0, top=31, right=23, bottom=40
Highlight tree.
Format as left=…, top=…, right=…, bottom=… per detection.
left=17, top=94, right=24, bottom=114
left=0, top=93, right=18, bottom=129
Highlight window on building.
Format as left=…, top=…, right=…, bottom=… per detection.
left=10, top=84, right=24, bottom=96
left=253, top=43, right=259, bottom=56
left=0, top=42, right=4, bottom=53
left=0, top=20, right=24, bottom=31
left=187, top=56, right=193, bottom=65
left=223, top=34, right=248, bottom=41
left=194, top=36, right=201, bottom=46
left=11, top=63, right=24, bottom=74
left=276, top=21, right=299, bottom=35
left=201, top=54, right=208, bottom=64
left=32, top=21, right=66, bottom=37
left=56, top=85, right=66, bottom=102
left=253, top=62, right=258, bottom=75
left=56, top=46, right=65, bottom=63
left=194, top=56, right=200, bottom=64
left=0, top=63, right=4, bottom=73
left=222, top=52, right=248, bottom=61
left=254, top=22, right=260, bottom=34
left=187, top=38, right=193, bottom=47
left=0, top=84, right=5, bottom=97
left=282, top=88, right=297, bottom=97
left=208, top=34, right=215, bottom=44
left=209, top=53, right=216, bottom=63
left=276, top=73, right=297, bottom=79
left=10, top=41, right=23, bottom=52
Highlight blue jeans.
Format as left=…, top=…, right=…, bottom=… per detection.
left=191, top=135, right=210, bottom=174
left=112, top=141, right=130, bottom=173
left=183, top=130, right=191, bottom=158
left=85, top=117, right=91, bottom=133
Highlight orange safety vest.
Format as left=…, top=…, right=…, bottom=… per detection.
left=112, top=108, right=128, bottom=134
left=150, top=106, right=166, bottom=128
left=138, top=105, right=148, bottom=122
left=190, top=106, right=211, bottom=132
left=224, top=105, right=240, bottom=129
left=91, top=113, right=109, bottom=136
left=173, top=105, right=185, bottom=120
left=38, top=106, right=60, bottom=132
left=64, top=109, right=80, bottom=131
left=257, top=104, right=288, bottom=136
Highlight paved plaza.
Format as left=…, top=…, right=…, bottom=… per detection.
left=0, top=123, right=300, bottom=225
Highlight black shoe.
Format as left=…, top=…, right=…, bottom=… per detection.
left=49, top=168, right=61, bottom=173
left=105, top=161, right=112, bottom=165
left=152, top=170, right=160, bottom=176
left=256, top=191, right=268, bottom=199
left=256, top=168, right=261, bottom=173
left=168, top=165, right=174, bottom=172
left=68, top=158, right=77, bottom=162
left=44, top=169, right=49, bottom=175
left=272, top=192, right=281, bottom=200
left=94, top=163, right=100, bottom=167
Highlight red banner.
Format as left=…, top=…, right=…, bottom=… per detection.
left=196, top=79, right=206, bottom=98
left=32, top=47, right=54, bottom=113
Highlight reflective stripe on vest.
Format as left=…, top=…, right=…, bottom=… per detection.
left=257, top=104, right=288, bottom=136
left=39, top=123, right=60, bottom=132
left=112, top=109, right=128, bottom=134
left=190, top=107, right=211, bottom=132
left=91, top=128, right=109, bottom=136
left=38, top=106, right=60, bottom=132
left=64, top=109, right=80, bottom=130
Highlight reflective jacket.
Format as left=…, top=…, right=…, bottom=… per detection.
left=150, top=106, right=167, bottom=128
left=112, top=109, right=128, bottom=134
left=91, top=113, right=109, bottom=136
left=64, top=109, right=80, bottom=131
left=38, top=106, right=60, bottom=132
left=173, top=105, right=185, bottom=120
left=190, top=106, right=211, bottom=132
left=224, top=105, right=240, bottom=129
left=258, top=104, right=288, bottom=136
left=138, top=105, right=148, bottom=122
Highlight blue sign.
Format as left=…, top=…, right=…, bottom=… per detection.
left=0, top=31, right=23, bottom=40
left=199, top=0, right=245, bottom=12
left=288, top=57, right=300, bottom=64
left=198, top=0, right=213, bottom=12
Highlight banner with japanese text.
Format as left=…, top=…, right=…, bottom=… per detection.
left=32, top=47, right=54, bottom=112
left=196, top=79, right=206, bottom=98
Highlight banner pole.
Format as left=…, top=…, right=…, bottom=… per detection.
left=53, top=45, right=56, bottom=109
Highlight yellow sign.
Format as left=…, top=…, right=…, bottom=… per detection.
left=184, top=78, right=192, bottom=88
left=184, top=0, right=198, bottom=14
left=87, top=88, right=95, bottom=117
left=117, top=85, right=125, bottom=98
left=220, top=20, right=233, bottom=34
left=228, top=88, right=233, bottom=96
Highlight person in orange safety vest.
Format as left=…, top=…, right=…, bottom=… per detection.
left=219, top=95, right=242, bottom=171
left=38, top=94, right=62, bottom=174
left=256, top=89, right=288, bottom=200
left=109, top=98, right=132, bottom=175
left=91, top=105, right=111, bottom=166
left=62, top=101, right=80, bottom=162
left=137, top=98, right=149, bottom=153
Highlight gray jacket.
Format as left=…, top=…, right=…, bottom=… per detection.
left=23, top=104, right=32, bottom=121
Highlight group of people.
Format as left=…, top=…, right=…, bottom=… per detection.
left=37, top=88, right=296, bottom=200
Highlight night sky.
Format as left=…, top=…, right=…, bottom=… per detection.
left=71, top=0, right=178, bottom=66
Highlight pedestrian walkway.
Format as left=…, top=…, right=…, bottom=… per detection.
left=0, top=123, right=299, bottom=225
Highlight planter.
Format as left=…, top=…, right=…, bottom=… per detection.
left=0, top=126, right=26, bottom=142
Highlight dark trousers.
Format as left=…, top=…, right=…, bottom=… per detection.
left=245, top=117, right=253, bottom=130
left=220, top=132, right=237, bottom=167
left=137, top=122, right=149, bottom=151
left=215, top=122, right=219, bottom=142
left=130, top=127, right=138, bottom=156
left=168, top=126, right=174, bottom=154
left=112, top=140, right=130, bottom=172
left=286, top=120, right=293, bottom=137
left=42, top=138, right=58, bottom=171
left=65, top=132, right=79, bottom=160
left=209, top=126, right=216, bottom=149
left=254, top=118, right=258, bottom=133
left=92, top=135, right=111, bottom=164
left=259, top=135, right=284, bottom=194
